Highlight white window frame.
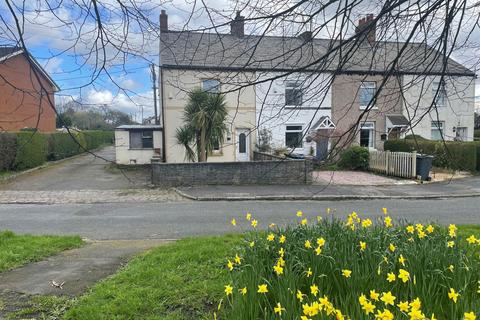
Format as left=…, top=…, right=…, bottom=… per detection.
left=431, top=121, right=445, bottom=140
left=201, top=79, right=220, bottom=93
left=360, top=122, right=375, bottom=149
left=432, top=81, right=446, bottom=107
left=359, top=81, right=377, bottom=110
left=285, top=124, right=304, bottom=149
left=285, top=81, right=303, bottom=107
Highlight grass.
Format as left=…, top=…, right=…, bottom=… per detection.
left=6, top=218, right=480, bottom=319
left=63, top=234, right=242, bottom=320
left=0, top=231, right=83, bottom=272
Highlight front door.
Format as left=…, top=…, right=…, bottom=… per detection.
left=236, top=128, right=250, bottom=161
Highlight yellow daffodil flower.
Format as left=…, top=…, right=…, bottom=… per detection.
left=362, top=301, right=376, bottom=315
left=342, top=269, right=352, bottom=278
left=447, top=240, right=455, bottom=248
left=384, top=216, right=393, bottom=228
left=249, top=241, right=255, bottom=247
left=231, top=218, right=236, bottom=226
left=397, top=301, right=409, bottom=312
left=274, top=302, right=286, bottom=315
left=426, top=224, right=434, bottom=233
left=297, top=290, right=305, bottom=302
left=467, top=235, right=477, bottom=244
left=448, top=288, right=459, bottom=303
left=399, top=254, right=406, bottom=266
left=224, top=284, right=233, bottom=296
left=267, top=233, right=275, bottom=242
left=370, top=290, right=380, bottom=301
left=304, top=240, right=312, bottom=249
left=382, top=207, right=388, bottom=215
left=296, top=210, right=303, bottom=217
left=314, top=246, right=322, bottom=256
left=448, top=264, right=454, bottom=272
left=316, top=237, right=326, bottom=247
left=279, top=235, right=286, bottom=243
left=398, top=269, right=410, bottom=283
left=410, top=297, right=421, bottom=310
left=234, top=254, right=241, bottom=264
left=227, top=260, right=234, bottom=271
left=380, top=291, right=396, bottom=306
left=240, top=287, right=247, bottom=295
left=301, top=218, right=308, bottom=226
left=449, top=224, right=457, bottom=237
left=464, top=312, right=476, bottom=320
left=406, top=225, right=415, bottom=234
left=375, top=308, right=394, bottom=320
left=360, top=241, right=367, bottom=251
left=273, top=263, right=283, bottom=275
left=251, top=219, right=258, bottom=228
left=245, top=213, right=251, bottom=221
left=362, top=218, right=373, bottom=228
left=306, top=267, right=313, bottom=277
left=310, top=284, right=319, bottom=296
left=387, top=272, right=396, bottom=282
left=389, top=243, right=396, bottom=252
left=257, top=284, right=268, bottom=294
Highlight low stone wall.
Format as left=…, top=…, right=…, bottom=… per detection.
left=151, top=160, right=312, bottom=187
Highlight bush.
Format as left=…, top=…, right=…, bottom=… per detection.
left=0, top=131, right=114, bottom=171
left=13, top=132, right=48, bottom=171
left=404, top=134, right=428, bottom=140
left=0, top=133, right=17, bottom=171
left=222, top=212, right=480, bottom=319
left=338, top=146, right=369, bottom=170
left=384, top=139, right=477, bottom=172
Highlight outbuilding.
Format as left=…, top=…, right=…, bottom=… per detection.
left=115, top=125, right=163, bottom=165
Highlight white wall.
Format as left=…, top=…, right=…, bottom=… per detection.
left=255, top=72, right=332, bottom=156
left=402, top=75, right=475, bottom=141
left=115, top=129, right=163, bottom=165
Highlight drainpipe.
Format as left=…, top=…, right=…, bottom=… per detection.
left=159, top=12, right=167, bottom=162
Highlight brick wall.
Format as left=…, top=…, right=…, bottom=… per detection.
left=151, top=160, right=313, bottom=187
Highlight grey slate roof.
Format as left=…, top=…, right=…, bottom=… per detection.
left=0, top=46, right=22, bottom=59
left=117, top=125, right=163, bottom=130
left=387, top=115, right=410, bottom=126
left=160, top=32, right=475, bottom=76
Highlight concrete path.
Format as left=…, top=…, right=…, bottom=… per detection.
left=0, top=239, right=170, bottom=296
left=0, top=146, right=150, bottom=191
left=313, top=170, right=414, bottom=185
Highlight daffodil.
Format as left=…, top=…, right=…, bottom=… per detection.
left=447, top=240, right=455, bottom=248
left=467, top=235, right=477, bottom=244
left=296, top=210, right=303, bottom=217
left=382, top=207, right=388, bottom=215
left=314, top=246, right=322, bottom=256
left=384, top=216, right=393, bottom=228
left=449, top=224, right=457, bottom=237
left=304, top=240, right=312, bottom=249
left=249, top=241, right=255, bottom=247
left=274, top=302, right=285, bottom=315
left=245, top=213, right=251, bottom=221
left=273, top=264, right=283, bottom=275
left=296, top=290, right=305, bottom=302
left=426, top=224, right=434, bottom=233
left=240, top=287, right=247, bottom=295
left=316, top=237, right=326, bottom=247
left=397, top=301, right=409, bottom=312
left=342, top=269, right=352, bottom=278
left=464, top=311, right=476, bottom=320
left=360, top=241, right=367, bottom=251
left=389, top=243, right=396, bottom=252
left=380, top=291, right=396, bottom=306
left=362, top=218, right=372, bottom=228
left=251, top=219, right=258, bottom=228
left=267, top=233, right=275, bottom=242
left=375, top=308, right=394, bottom=320
left=448, top=288, right=459, bottom=303
left=225, top=284, right=233, bottom=296
left=370, top=290, right=380, bottom=301
left=279, top=235, right=286, bottom=243
left=230, top=218, right=236, bottom=226
left=448, top=264, right=454, bottom=272
left=398, top=254, right=406, bottom=266
left=301, top=218, right=308, bottom=226
left=358, top=294, right=368, bottom=305
left=306, top=267, right=312, bottom=277
left=386, top=272, right=396, bottom=282
left=362, top=301, right=376, bottom=315
left=410, top=298, right=421, bottom=310
left=406, top=225, right=415, bottom=234
left=278, top=247, right=285, bottom=257
left=310, top=284, right=319, bottom=296
left=398, top=269, right=410, bottom=283
left=257, top=284, right=268, bottom=294
left=234, top=254, right=241, bottom=264
left=227, top=260, right=234, bottom=271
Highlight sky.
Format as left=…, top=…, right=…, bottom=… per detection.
left=1, top=0, right=478, bottom=122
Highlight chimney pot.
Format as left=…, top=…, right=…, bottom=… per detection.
left=160, top=10, right=168, bottom=32
left=356, top=14, right=376, bottom=43
left=230, top=11, right=245, bottom=37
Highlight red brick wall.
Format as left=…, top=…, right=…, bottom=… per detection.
left=0, top=54, right=56, bottom=132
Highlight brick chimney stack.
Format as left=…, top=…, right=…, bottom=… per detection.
left=356, top=14, right=376, bottom=43
left=160, top=10, right=168, bottom=32
left=230, top=11, right=245, bottom=37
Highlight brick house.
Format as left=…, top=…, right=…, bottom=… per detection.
left=0, top=47, right=59, bottom=132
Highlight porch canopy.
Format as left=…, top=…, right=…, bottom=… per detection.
left=386, top=115, right=409, bottom=130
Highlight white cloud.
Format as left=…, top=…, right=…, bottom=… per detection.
left=84, top=89, right=155, bottom=118
left=41, top=57, right=63, bottom=74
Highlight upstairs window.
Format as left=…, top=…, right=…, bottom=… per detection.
left=130, top=130, right=153, bottom=149
left=285, top=125, right=303, bottom=148
left=359, top=81, right=376, bottom=109
left=285, top=81, right=303, bottom=106
left=202, top=79, right=220, bottom=93
left=432, top=81, right=446, bottom=107
left=431, top=121, right=444, bottom=140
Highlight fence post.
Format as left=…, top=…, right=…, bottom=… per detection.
left=411, top=151, right=417, bottom=178
left=385, top=150, right=390, bottom=175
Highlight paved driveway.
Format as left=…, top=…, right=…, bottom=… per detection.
left=0, top=147, right=150, bottom=191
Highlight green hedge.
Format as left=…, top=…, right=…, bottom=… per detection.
left=384, top=139, right=478, bottom=172
left=338, top=146, right=370, bottom=170
left=0, top=131, right=114, bottom=172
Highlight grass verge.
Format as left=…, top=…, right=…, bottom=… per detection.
left=0, top=231, right=83, bottom=272
left=63, top=234, right=242, bottom=320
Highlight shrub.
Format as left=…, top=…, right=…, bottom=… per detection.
left=0, top=133, right=17, bottom=171
left=47, top=132, right=84, bottom=161
left=13, top=132, right=48, bottom=170
left=404, top=134, right=428, bottom=140
left=82, top=130, right=114, bottom=150
left=384, top=140, right=477, bottom=171
left=338, top=145, right=369, bottom=170
left=221, top=212, right=480, bottom=319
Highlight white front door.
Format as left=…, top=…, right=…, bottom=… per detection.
left=236, top=128, right=250, bottom=161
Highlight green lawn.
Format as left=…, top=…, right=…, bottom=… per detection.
left=0, top=231, right=83, bottom=272
left=64, top=234, right=242, bottom=320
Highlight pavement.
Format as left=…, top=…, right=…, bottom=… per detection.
left=313, top=170, right=416, bottom=185
left=176, top=176, right=480, bottom=200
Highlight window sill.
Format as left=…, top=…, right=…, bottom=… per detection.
left=359, top=106, right=379, bottom=110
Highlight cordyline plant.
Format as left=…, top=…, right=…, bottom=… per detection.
left=175, top=88, right=228, bottom=162
left=219, top=210, right=480, bottom=320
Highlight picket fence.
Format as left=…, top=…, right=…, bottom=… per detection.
left=369, top=150, right=417, bottom=179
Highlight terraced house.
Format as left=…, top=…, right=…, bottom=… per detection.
left=158, top=12, right=475, bottom=162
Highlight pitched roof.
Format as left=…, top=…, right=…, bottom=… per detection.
left=0, top=46, right=60, bottom=91
left=160, top=31, right=475, bottom=77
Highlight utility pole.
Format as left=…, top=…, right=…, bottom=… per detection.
left=150, top=63, right=159, bottom=125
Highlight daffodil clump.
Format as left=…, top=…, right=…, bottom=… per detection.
left=220, top=209, right=480, bottom=319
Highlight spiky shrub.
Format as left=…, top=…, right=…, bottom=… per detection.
left=220, top=212, right=480, bottom=319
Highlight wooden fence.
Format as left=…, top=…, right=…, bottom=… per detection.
left=369, top=150, right=417, bottom=178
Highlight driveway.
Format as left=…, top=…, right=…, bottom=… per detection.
left=0, top=147, right=149, bottom=191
